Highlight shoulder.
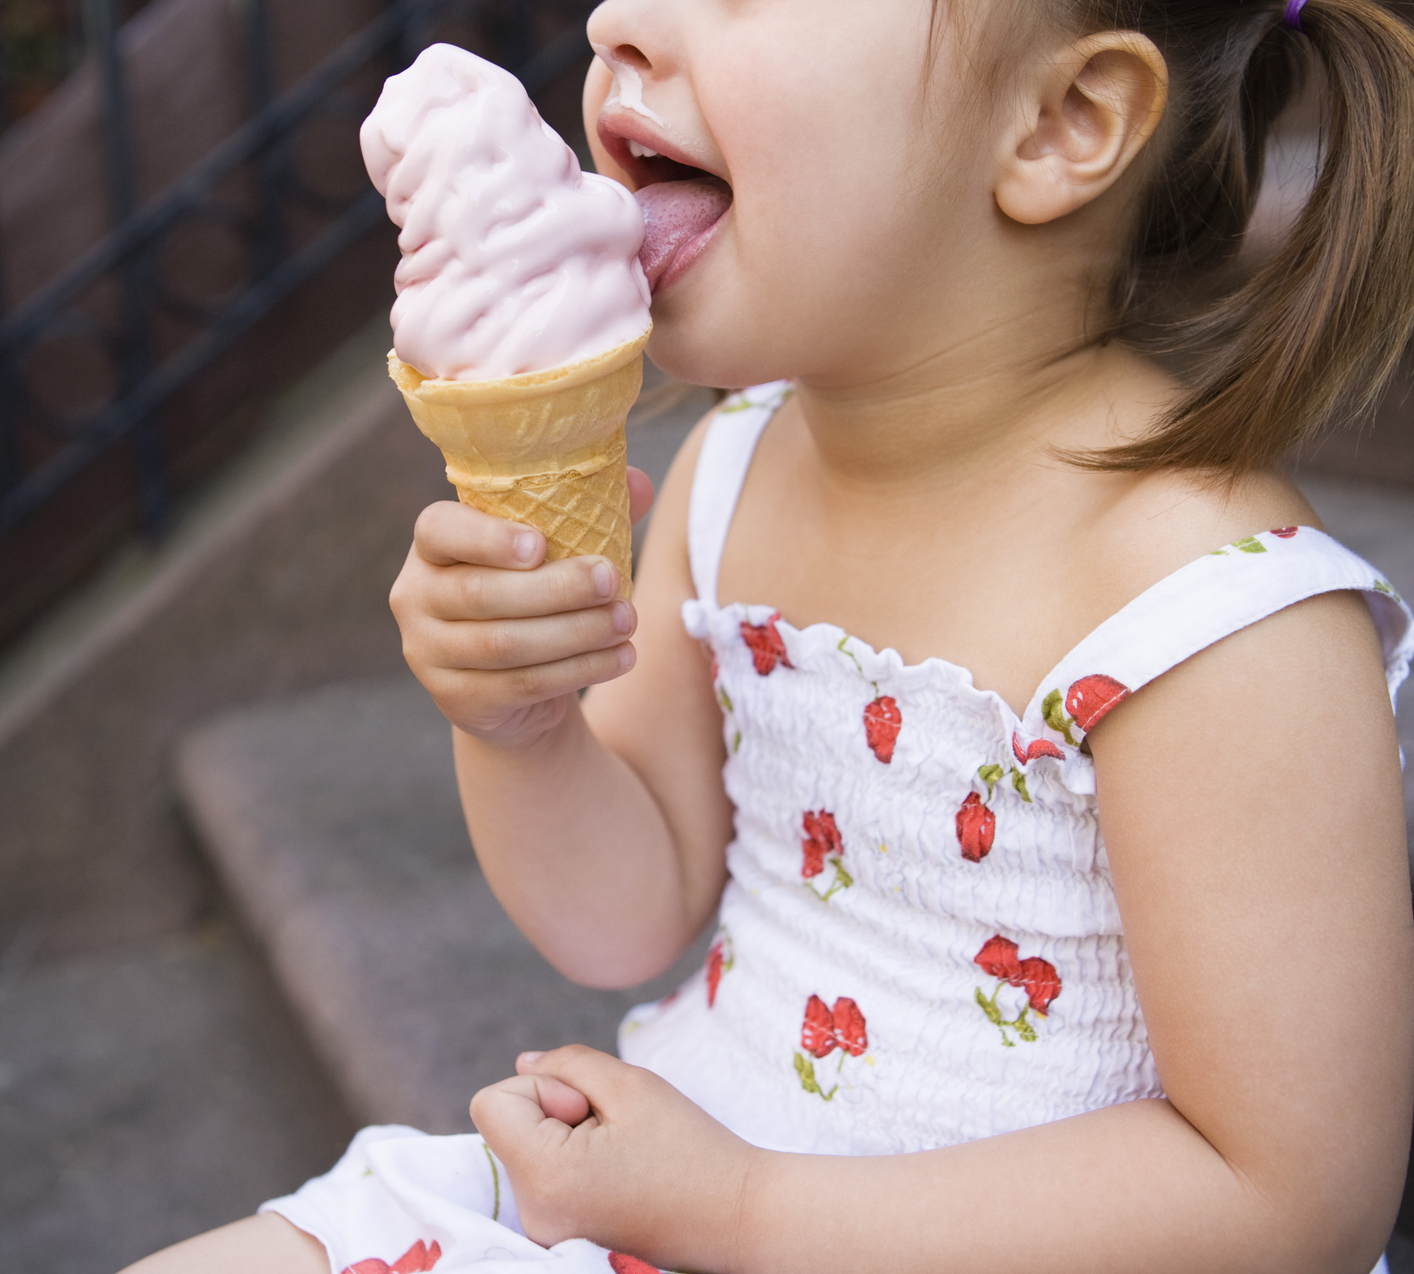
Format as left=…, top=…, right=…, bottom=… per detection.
left=1078, top=464, right=1322, bottom=618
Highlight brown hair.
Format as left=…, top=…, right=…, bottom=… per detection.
left=1031, top=0, right=1414, bottom=473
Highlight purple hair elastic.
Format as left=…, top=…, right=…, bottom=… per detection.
left=1284, top=0, right=1308, bottom=29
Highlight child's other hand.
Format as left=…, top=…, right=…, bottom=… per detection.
left=389, top=471, right=654, bottom=747
left=470, top=1046, right=754, bottom=1268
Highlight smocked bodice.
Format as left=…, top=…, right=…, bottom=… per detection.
left=616, top=383, right=1413, bottom=1156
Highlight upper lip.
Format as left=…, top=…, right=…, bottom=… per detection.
left=595, top=114, right=729, bottom=192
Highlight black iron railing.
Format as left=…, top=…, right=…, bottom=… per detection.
left=0, top=0, right=593, bottom=540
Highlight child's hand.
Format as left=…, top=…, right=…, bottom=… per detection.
left=389, top=471, right=654, bottom=747
left=470, top=1046, right=755, bottom=1269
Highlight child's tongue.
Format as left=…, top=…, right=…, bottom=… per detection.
left=634, top=178, right=732, bottom=291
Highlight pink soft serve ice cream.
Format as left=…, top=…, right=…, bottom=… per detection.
left=360, top=43, right=651, bottom=381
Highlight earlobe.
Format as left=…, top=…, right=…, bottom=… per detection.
left=995, top=32, right=1168, bottom=226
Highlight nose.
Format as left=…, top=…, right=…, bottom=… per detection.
left=587, top=0, right=665, bottom=75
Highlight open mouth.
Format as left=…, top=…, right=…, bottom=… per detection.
left=600, top=128, right=733, bottom=294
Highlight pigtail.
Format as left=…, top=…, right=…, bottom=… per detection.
left=1085, top=0, right=1414, bottom=475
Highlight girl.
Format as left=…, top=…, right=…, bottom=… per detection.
left=125, top=0, right=1414, bottom=1271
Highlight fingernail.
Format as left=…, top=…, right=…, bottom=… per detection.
left=515, top=531, right=539, bottom=563
left=611, top=601, right=633, bottom=634
left=592, top=561, right=615, bottom=597
left=518, top=1051, right=544, bottom=1065
left=617, top=644, right=636, bottom=671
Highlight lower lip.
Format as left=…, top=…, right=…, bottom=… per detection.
left=653, top=212, right=728, bottom=295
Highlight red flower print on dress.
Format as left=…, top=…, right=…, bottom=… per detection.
left=1271, top=527, right=1298, bottom=538
left=832, top=997, right=869, bottom=1056
left=1011, top=731, right=1065, bottom=764
left=342, top=1240, right=442, bottom=1274
left=802, top=810, right=853, bottom=901
left=706, top=928, right=734, bottom=1007
left=1018, top=956, right=1062, bottom=1015
left=974, top=934, right=1022, bottom=982
left=838, top=636, right=903, bottom=764
left=609, top=1254, right=660, bottom=1274
left=974, top=935, right=1061, bottom=1046
left=740, top=612, right=792, bottom=675
left=955, top=792, right=996, bottom=863
left=864, top=695, right=902, bottom=763
left=1064, top=674, right=1131, bottom=732
left=795, top=994, right=869, bottom=1099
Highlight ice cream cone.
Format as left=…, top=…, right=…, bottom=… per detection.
left=388, top=327, right=651, bottom=600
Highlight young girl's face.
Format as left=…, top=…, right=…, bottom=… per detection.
left=586, top=0, right=1008, bottom=390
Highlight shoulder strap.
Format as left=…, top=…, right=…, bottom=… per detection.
left=1018, top=527, right=1414, bottom=750
left=687, top=382, right=792, bottom=607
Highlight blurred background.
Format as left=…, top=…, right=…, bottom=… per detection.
left=0, top=2, right=1410, bottom=1271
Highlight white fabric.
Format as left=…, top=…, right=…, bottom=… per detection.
left=264, top=385, right=1410, bottom=1272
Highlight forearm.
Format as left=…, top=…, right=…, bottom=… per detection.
left=720, top=1099, right=1384, bottom=1274
left=455, top=700, right=713, bottom=986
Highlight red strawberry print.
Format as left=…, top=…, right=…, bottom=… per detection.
left=974, top=936, right=1062, bottom=1045
left=864, top=695, right=902, bottom=763
left=1018, top=956, right=1062, bottom=1016
left=1064, top=674, right=1131, bottom=732
left=832, top=996, right=869, bottom=1056
left=609, top=1255, right=660, bottom=1274
left=705, top=932, right=735, bottom=1007
left=800, top=994, right=868, bottom=1058
left=740, top=612, right=792, bottom=675
left=955, top=792, right=996, bottom=863
left=1270, top=526, right=1298, bottom=538
left=1011, top=731, right=1065, bottom=764
left=801, top=993, right=838, bottom=1058
left=706, top=941, right=726, bottom=1007
left=343, top=1240, right=443, bottom=1274
left=801, top=810, right=843, bottom=878
left=795, top=994, right=869, bottom=1099
left=974, top=934, right=1022, bottom=983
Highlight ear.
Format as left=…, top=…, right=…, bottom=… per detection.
left=583, top=56, right=635, bottom=187
left=994, top=31, right=1168, bottom=225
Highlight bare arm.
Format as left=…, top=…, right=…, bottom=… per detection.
left=479, top=590, right=1413, bottom=1273
left=392, top=415, right=733, bottom=988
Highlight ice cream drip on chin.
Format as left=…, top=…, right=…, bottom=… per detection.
left=360, top=44, right=650, bottom=382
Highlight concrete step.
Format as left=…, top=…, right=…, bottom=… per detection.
left=176, top=674, right=711, bottom=1134
left=0, top=920, right=357, bottom=1274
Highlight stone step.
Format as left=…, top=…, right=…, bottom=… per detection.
left=176, top=673, right=711, bottom=1134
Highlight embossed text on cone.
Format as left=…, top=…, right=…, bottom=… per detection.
left=388, top=327, right=651, bottom=600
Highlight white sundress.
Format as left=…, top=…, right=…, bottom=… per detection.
left=263, top=383, right=1412, bottom=1274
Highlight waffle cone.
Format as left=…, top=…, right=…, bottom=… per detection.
left=388, top=328, right=651, bottom=599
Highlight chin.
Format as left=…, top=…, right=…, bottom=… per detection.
left=645, top=285, right=791, bottom=391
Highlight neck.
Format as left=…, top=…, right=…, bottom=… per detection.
left=788, top=283, right=1175, bottom=504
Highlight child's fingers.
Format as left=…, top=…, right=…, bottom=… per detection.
left=531, top=1076, right=593, bottom=1126
left=627, top=466, right=655, bottom=525
left=515, top=1044, right=639, bottom=1111
left=469, top=1075, right=594, bottom=1146
left=423, top=554, right=623, bottom=623
left=421, top=643, right=636, bottom=716
left=412, top=500, right=546, bottom=570
left=423, top=602, right=636, bottom=671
